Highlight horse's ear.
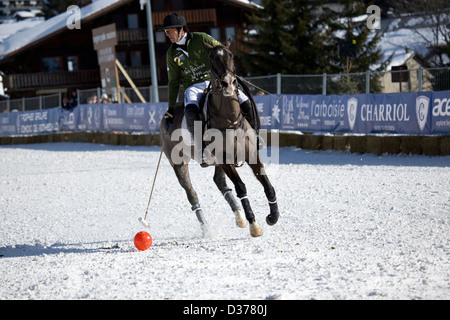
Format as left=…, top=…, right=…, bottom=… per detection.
left=203, top=41, right=214, bottom=51
left=225, top=40, right=231, bottom=48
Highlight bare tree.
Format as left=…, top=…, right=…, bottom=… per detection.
left=393, top=0, right=450, bottom=66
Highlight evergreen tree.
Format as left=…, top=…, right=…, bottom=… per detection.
left=238, top=0, right=333, bottom=76
left=326, top=0, right=387, bottom=93
left=328, top=0, right=384, bottom=73
left=238, top=0, right=387, bottom=94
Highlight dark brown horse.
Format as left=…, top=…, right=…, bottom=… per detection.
left=160, top=42, right=279, bottom=237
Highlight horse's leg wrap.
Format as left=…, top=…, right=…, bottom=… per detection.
left=240, top=196, right=255, bottom=224
left=192, top=204, right=207, bottom=225
left=266, top=198, right=279, bottom=226
left=223, top=188, right=240, bottom=212
left=224, top=189, right=246, bottom=228
left=240, top=197, right=262, bottom=237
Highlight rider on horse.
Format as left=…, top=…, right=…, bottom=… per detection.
left=161, top=13, right=258, bottom=166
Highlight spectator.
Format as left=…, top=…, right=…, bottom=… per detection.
left=69, top=89, right=78, bottom=107
left=61, top=96, right=72, bottom=110
left=100, top=93, right=111, bottom=103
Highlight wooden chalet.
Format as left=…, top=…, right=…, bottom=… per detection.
left=0, top=0, right=259, bottom=100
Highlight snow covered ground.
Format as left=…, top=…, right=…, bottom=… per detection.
left=0, top=142, right=449, bottom=300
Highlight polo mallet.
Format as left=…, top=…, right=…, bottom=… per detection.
left=139, top=138, right=165, bottom=228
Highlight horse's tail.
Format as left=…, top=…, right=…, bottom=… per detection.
left=236, top=76, right=260, bottom=132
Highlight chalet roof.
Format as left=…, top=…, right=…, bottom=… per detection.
left=0, top=0, right=260, bottom=62
left=0, top=0, right=134, bottom=61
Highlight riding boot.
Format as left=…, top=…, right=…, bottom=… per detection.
left=185, top=104, right=208, bottom=167
left=240, top=99, right=265, bottom=149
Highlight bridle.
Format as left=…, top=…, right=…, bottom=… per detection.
left=209, top=46, right=237, bottom=93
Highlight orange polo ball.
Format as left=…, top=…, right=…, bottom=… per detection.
left=134, top=231, right=152, bottom=251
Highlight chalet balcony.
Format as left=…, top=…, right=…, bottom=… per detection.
left=4, top=66, right=151, bottom=92
left=152, top=8, right=217, bottom=27
left=116, top=8, right=217, bottom=43
left=117, top=28, right=148, bottom=43
left=5, top=70, right=101, bottom=91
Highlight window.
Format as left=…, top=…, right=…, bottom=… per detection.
left=67, top=56, right=78, bottom=72
left=210, top=28, right=220, bottom=42
left=42, top=57, right=64, bottom=72
left=155, top=31, right=166, bottom=43
left=225, top=26, right=235, bottom=41
left=130, top=51, right=142, bottom=67
left=172, top=0, right=184, bottom=10
left=127, top=14, right=138, bottom=29
left=116, top=52, right=127, bottom=66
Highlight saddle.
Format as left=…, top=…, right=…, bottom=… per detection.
left=198, top=79, right=260, bottom=133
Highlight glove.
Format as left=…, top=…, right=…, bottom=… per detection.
left=164, top=108, right=174, bottom=121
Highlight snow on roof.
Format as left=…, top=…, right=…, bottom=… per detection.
left=230, top=0, right=263, bottom=9
left=0, top=18, right=45, bottom=43
left=0, top=0, right=131, bottom=60
left=377, top=15, right=449, bottom=69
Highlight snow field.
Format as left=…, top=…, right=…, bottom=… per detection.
left=0, top=142, right=449, bottom=300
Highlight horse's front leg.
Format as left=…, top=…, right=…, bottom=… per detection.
left=172, top=163, right=207, bottom=231
left=220, top=164, right=263, bottom=237
left=248, top=154, right=280, bottom=226
left=213, top=166, right=247, bottom=228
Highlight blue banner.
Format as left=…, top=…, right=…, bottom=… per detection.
left=1, top=91, right=449, bottom=136
left=254, top=91, right=449, bottom=135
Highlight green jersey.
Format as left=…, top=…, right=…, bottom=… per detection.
left=166, top=32, right=221, bottom=109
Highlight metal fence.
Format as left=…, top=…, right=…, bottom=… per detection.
left=245, top=67, right=450, bottom=96
left=1, top=66, right=449, bottom=113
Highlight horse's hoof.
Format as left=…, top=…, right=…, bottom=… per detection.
left=266, top=214, right=278, bottom=226
left=249, top=222, right=263, bottom=237
left=234, top=209, right=247, bottom=228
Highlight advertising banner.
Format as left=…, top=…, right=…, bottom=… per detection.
left=1, top=91, right=449, bottom=137
left=254, top=91, right=447, bottom=135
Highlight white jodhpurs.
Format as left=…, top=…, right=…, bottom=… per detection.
left=184, top=80, right=249, bottom=107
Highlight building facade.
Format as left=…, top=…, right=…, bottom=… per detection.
left=0, top=0, right=258, bottom=100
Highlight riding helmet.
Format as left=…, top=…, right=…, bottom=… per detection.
left=161, top=13, right=187, bottom=29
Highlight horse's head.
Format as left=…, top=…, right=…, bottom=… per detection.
left=204, top=41, right=237, bottom=97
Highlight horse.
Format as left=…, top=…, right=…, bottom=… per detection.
left=159, top=42, right=279, bottom=237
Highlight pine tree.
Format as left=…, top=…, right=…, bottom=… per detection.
left=238, top=0, right=387, bottom=93
left=238, top=0, right=332, bottom=76
left=326, top=0, right=387, bottom=93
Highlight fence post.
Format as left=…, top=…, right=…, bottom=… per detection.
left=322, top=73, right=327, bottom=95
left=7, top=98, right=10, bottom=113
left=418, top=67, right=423, bottom=92
left=366, top=70, right=370, bottom=93
left=22, top=97, right=25, bottom=112
left=39, top=95, right=43, bottom=110
left=276, top=73, right=281, bottom=95
left=97, top=87, right=101, bottom=101
left=58, top=92, right=61, bottom=107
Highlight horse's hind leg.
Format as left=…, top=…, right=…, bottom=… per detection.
left=172, top=163, right=207, bottom=231
left=213, top=166, right=247, bottom=228
left=221, top=164, right=262, bottom=237
left=248, top=155, right=279, bottom=226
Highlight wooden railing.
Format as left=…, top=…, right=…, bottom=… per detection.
left=117, top=28, right=148, bottom=43
left=117, top=65, right=150, bottom=82
left=5, top=70, right=100, bottom=90
left=4, top=66, right=152, bottom=91
left=152, top=8, right=217, bottom=27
